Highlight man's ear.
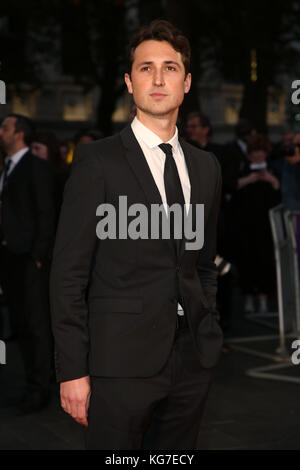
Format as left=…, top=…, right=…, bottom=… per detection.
left=184, top=73, right=191, bottom=94
left=125, top=73, right=133, bottom=94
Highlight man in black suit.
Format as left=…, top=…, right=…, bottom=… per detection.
left=0, top=114, right=56, bottom=413
left=185, top=111, right=224, bottom=163
left=50, top=20, right=223, bottom=450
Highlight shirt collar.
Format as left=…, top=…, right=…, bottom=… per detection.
left=131, top=116, right=179, bottom=152
left=5, top=147, right=29, bottom=166
left=237, top=139, right=247, bottom=155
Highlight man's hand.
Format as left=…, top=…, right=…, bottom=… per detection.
left=60, top=376, right=91, bottom=427
left=238, top=172, right=260, bottom=189
left=35, top=260, right=42, bottom=269
left=258, top=170, right=280, bottom=190
left=285, top=154, right=300, bottom=165
left=285, top=143, right=300, bottom=165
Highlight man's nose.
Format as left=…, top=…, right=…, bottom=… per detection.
left=153, top=69, right=165, bottom=87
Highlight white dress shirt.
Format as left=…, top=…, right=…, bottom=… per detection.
left=0, top=147, right=29, bottom=193
left=131, top=117, right=191, bottom=315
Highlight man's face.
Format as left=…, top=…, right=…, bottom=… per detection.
left=31, top=141, right=48, bottom=160
left=125, top=40, right=191, bottom=119
left=186, top=116, right=208, bottom=142
left=0, top=117, right=18, bottom=154
left=249, top=149, right=267, bottom=163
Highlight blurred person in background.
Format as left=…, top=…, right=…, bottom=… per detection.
left=233, top=134, right=281, bottom=313
left=270, top=129, right=295, bottom=161
left=65, top=129, right=104, bottom=165
left=185, top=112, right=234, bottom=333
left=74, top=128, right=104, bottom=145
left=272, top=132, right=300, bottom=271
left=185, top=111, right=224, bottom=161
left=223, top=119, right=257, bottom=189
left=220, top=120, right=257, bottom=273
left=0, top=114, right=56, bottom=413
left=59, top=140, right=71, bottom=164
left=272, top=132, right=300, bottom=211
left=31, top=131, right=70, bottom=217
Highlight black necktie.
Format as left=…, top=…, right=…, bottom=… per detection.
left=1, top=158, right=12, bottom=198
left=159, top=143, right=185, bottom=256
left=0, top=158, right=12, bottom=230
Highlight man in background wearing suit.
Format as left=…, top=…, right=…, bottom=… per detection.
left=0, top=114, right=56, bottom=413
left=50, top=20, right=223, bottom=450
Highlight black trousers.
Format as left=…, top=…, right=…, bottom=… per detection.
left=0, top=245, right=53, bottom=395
left=85, top=326, right=212, bottom=450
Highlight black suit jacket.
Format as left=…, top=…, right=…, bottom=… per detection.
left=223, top=141, right=249, bottom=194
left=0, top=150, right=56, bottom=261
left=50, top=125, right=223, bottom=382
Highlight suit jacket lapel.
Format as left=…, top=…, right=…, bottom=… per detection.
left=120, top=125, right=162, bottom=207
left=120, top=125, right=175, bottom=259
left=5, top=151, right=29, bottom=181
left=1, top=151, right=30, bottom=196
left=178, top=139, right=200, bottom=261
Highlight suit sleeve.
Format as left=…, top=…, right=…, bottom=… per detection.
left=196, top=153, right=222, bottom=314
left=31, top=158, right=56, bottom=262
left=50, top=144, right=104, bottom=382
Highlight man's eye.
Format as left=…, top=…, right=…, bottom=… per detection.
left=141, top=66, right=150, bottom=71
left=167, top=66, right=176, bottom=71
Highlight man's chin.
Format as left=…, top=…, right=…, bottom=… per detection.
left=139, top=104, right=178, bottom=119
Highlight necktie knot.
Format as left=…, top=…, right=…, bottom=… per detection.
left=4, top=158, right=12, bottom=173
left=159, top=143, right=173, bottom=158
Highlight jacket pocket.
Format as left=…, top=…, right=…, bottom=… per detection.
left=88, top=296, right=142, bottom=314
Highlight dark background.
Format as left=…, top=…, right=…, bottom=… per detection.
left=0, top=0, right=299, bottom=138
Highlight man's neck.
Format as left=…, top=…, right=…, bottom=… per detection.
left=196, top=136, right=208, bottom=148
left=7, top=143, right=27, bottom=158
left=136, top=110, right=178, bottom=142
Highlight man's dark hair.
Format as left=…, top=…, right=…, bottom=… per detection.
left=7, top=113, right=34, bottom=145
left=128, top=19, right=191, bottom=76
left=247, top=133, right=271, bottom=154
left=74, top=128, right=104, bottom=145
left=32, top=131, right=67, bottom=171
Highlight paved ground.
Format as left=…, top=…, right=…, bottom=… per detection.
left=1, top=288, right=300, bottom=450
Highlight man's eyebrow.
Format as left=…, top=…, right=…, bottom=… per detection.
left=136, top=60, right=182, bottom=67
left=136, top=61, right=153, bottom=66
left=164, top=61, right=181, bottom=67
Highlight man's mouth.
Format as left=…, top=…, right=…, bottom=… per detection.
left=150, top=93, right=167, bottom=98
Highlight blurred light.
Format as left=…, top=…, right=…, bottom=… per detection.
left=67, top=142, right=75, bottom=164
left=295, top=114, right=300, bottom=121
left=251, top=49, right=257, bottom=82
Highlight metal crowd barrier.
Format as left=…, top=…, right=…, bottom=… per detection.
left=270, top=205, right=300, bottom=353
left=226, top=205, right=300, bottom=383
